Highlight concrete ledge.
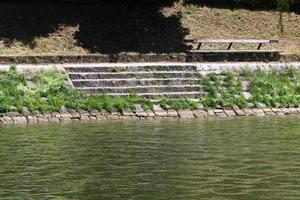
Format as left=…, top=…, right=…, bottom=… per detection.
left=0, top=52, right=297, bottom=64
left=1, top=107, right=300, bottom=125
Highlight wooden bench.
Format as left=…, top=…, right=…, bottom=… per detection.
left=185, top=39, right=279, bottom=52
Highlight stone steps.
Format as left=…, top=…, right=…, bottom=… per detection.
left=97, top=92, right=204, bottom=99
left=78, top=85, right=203, bottom=94
left=65, top=64, right=203, bottom=99
left=68, top=71, right=201, bottom=80
left=72, top=78, right=201, bottom=87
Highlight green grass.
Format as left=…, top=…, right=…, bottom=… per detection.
left=200, top=72, right=247, bottom=109
left=0, top=67, right=153, bottom=114
left=2, top=67, right=300, bottom=114
left=159, top=98, right=197, bottom=110
left=244, top=68, right=300, bottom=108
left=200, top=68, right=300, bottom=109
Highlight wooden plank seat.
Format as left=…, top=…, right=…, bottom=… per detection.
left=185, top=39, right=279, bottom=51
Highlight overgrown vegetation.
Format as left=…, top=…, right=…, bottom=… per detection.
left=243, top=68, right=300, bottom=108
left=2, top=68, right=300, bottom=114
left=200, top=72, right=247, bottom=109
left=0, top=67, right=200, bottom=113
left=0, top=67, right=155, bottom=114
left=159, top=98, right=198, bottom=110
left=200, top=68, right=300, bottom=109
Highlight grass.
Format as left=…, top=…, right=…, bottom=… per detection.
left=159, top=98, right=198, bottom=110
left=200, top=68, right=300, bottom=109
left=0, top=67, right=200, bottom=114
left=181, top=4, right=300, bottom=55
left=243, top=68, right=300, bottom=107
left=0, top=67, right=154, bottom=114
left=200, top=72, right=247, bottom=109
left=2, top=67, right=300, bottom=114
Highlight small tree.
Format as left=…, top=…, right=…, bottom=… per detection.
left=277, top=0, right=289, bottom=34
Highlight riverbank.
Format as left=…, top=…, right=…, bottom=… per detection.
left=2, top=106, right=300, bottom=125
left=2, top=64, right=300, bottom=125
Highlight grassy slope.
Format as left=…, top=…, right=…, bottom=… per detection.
left=181, top=4, right=300, bottom=55
left=0, top=2, right=299, bottom=55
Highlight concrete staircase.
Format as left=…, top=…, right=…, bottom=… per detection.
left=65, top=64, right=204, bottom=99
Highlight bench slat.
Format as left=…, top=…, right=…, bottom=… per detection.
left=189, top=49, right=282, bottom=53
left=186, top=39, right=278, bottom=44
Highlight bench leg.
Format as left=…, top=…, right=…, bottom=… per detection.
left=257, top=43, right=263, bottom=50
left=227, top=43, right=233, bottom=50
left=197, top=43, right=202, bottom=50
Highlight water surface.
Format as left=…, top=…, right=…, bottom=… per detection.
left=1, top=117, right=300, bottom=200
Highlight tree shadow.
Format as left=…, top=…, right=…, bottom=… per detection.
left=0, top=0, right=189, bottom=54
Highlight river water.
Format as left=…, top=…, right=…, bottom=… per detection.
left=1, top=117, right=300, bottom=200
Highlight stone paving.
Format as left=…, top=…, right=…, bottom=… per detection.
left=1, top=105, right=300, bottom=125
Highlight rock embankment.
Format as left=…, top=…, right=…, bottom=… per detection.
left=1, top=105, right=300, bottom=125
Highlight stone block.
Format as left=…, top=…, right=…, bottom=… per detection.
left=123, top=108, right=135, bottom=116
left=214, top=109, right=226, bottom=117
left=48, top=117, right=60, bottom=123
left=178, top=110, right=195, bottom=119
left=234, top=109, right=246, bottom=116
left=1, top=116, right=13, bottom=124
left=13, top=116, right=28, bottom=124
left=215, top=111, right=227, bottom=118
left=60, top=113, right=72, bottom=119
left=193, top=109, right=207, bottom=118
left=71, top=112, right=81, bottom=120
left=252, top=109, right=265, bottom=116
left=146, top=110, right=156, bottom=117
left=281, top=108, right=291, bottom=115
left=119, top=116, right=134, bottom=120
left=224, top=110, right=236, bottom=117
left=7, top=112, right=21, bottom=117
left=90, top=116, right=97, bottom=120
left=27, top=116, right=38, bottom=124
left=271, top=108, right=282, bottom=113
left=96, top=115, right=107, bottom=120
left=153, top=105, right=168, bottom=117
left=167, top=109, right=178, bottom=117
left=80, top=115, right=91, bottom=121
left=90, top=110, right=101, bottom=117
left=135, top=104, right=148, bottom=117
left=263, top=108, right=275, bottom=115
left=51, top=112, right=61, bottom=118
left=242, top=108, right=254, bottom=116
left=37, top=116, right=49, bottom=123
left=289, top=108, right=298, bottom=114
left=207, top=110, right=216, bottom=117
left=106, top=115, right=120, bottom=120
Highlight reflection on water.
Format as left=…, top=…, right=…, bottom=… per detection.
left=1, top=117, right=300, bottom=199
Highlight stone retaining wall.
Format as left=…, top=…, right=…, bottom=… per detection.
left=1, top=62, right=300, bottom=74
left=1, top=105, right=300, bottom=125
left=0, top=53, right=297, bottom=64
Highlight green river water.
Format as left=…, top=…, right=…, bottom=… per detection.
left=1, top=117, right=300, bottom=200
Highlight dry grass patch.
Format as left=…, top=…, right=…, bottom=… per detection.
left=181, top=5, right=300, bottom=54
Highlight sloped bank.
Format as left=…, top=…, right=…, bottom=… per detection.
left=2, top=63, right=300, bottom=125
left=3, top=107, right=300, bottom=125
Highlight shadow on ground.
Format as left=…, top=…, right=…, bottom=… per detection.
left=0, top=0, right=190, bottom=54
